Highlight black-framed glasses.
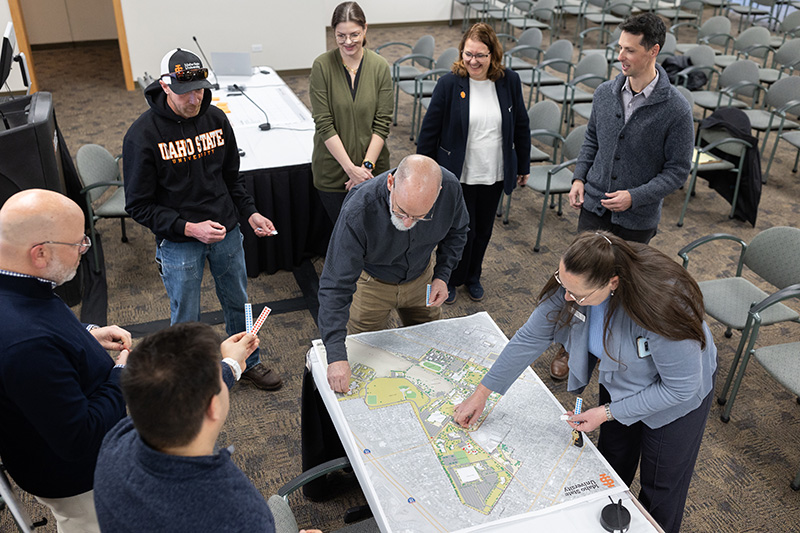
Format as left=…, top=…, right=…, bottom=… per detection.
left=390, top=189, right=435, bottom=223
left=553, top=269, right=603, bottom=305
left=161, top=68, right=209, bottom=83
left=32, top=235, right=92, bottom=255
left=463, top=51, right=490, bottom=60
left=335, top=31, right=363, bottom=43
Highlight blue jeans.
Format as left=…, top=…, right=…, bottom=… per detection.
left=155, top=225, right=260, bottom=369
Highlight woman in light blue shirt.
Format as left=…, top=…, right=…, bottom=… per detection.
left=454, top=231, right=717, bottom=533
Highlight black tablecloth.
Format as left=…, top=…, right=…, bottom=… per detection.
left=239, top=163, right=331, bottom=276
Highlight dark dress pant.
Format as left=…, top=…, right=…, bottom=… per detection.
left=597, top=382, right=714, bottom=533
left=450, top=181, right=504, bottom=287
left=577, top=208, right=657, bottom=244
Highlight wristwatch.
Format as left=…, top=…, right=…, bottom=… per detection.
left=362, top=160, right=374, bottom=171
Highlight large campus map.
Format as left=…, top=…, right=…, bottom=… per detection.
left=311, top=312, right=626, bottom=532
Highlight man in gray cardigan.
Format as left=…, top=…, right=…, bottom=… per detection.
left=552, top=13, right=694, bottom=380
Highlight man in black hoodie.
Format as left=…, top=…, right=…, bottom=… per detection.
left=123, top=48, right=282, bottom=391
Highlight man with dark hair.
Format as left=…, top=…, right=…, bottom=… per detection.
left=551, top=12, right=693, bottom=380
left=95, top=323, right=320, bottom=532
left=124, top=47, right=282, bottom=391
left=0, top=189, right=130, bottom=533
left=318, top=154, right=469, bottom=393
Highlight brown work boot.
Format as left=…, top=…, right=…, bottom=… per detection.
left=550, top=346, right=569, bottom=381
left=240, top=365, right=283, bottom=391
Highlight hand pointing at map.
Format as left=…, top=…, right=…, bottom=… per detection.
left=453, top=384, right=493, bottom=428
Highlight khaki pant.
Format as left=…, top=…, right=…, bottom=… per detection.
left=349, top=256, right=441, bottom=334
left=35, top=490, right=100, bottom=533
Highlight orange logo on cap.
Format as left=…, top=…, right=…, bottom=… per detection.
left=460, top=91, right=465, bottom=99
left=174, top=64, right=183, bottom=72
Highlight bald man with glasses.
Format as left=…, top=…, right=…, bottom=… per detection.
left=0, top=189, right=131, bottom=533
left=317, top=154, right=469, bottom=393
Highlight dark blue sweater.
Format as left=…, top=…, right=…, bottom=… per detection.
left=0, top=274, right=126, bottom=498
left=94, top=366, right=275, bottom=533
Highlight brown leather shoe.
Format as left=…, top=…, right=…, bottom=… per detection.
left=550, top=346, right=569, bottom=381
left=240, top=365, right=283, bottom=391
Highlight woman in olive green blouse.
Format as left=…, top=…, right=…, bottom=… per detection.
left=310, top=1, right=393, bottom=225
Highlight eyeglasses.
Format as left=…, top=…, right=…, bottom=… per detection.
left=553, top=269, right=604, bottom=305
left=463, top=51, right=490, bottom=60
left=32, top=235, right=92, bottom=255
left=390, top=189, right=435, bottom=223
left=335, top=31, right=363, bottom=43
left=161, top=68, right=209, bottom=83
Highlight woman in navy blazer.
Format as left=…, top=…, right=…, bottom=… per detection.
left=417, top=23, right=530, bottom=304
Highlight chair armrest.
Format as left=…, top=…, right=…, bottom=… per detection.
left=80, top=181, right=124, bottom=195
left=750, top=283, right=800, bottom=315
left=415, top=68, right=451, bottom=81
left=570, top=72, right=607, bottom=87
left=530, top=129, right=566, bottom=143
left=721, top=81, right=767, bottom=103
left=698, top=137, right=753, bottom=153
left=676, top=65, right=719, bottom=87
left=579, top=26, right=613, bottom=43
left=394, top=53, right=435, bottom=67
left=505, top=44, right=545, bottom=57
left=535, top=57, right=574, bottom=70
left=677, top=233, right=746, bottom=269
left=374, top=42, right=412, bottom=55
left=776, top=98, right=800, bottom=117
left=548, top=156, right=578, bottom=175
left=669, top=21, right=700, bottom=34
left=276, top=457, right=352, bottom=498
left=741, top=43, right=774, bottom=61
left=700, top=32, right=734, bottom=48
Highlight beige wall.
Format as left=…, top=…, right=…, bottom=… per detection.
left=20, top=0, right=117, bottom=44
left=119, top=0, right=329, bottom=79
left=0, top=0, right=452, bottom=93
left=323, top=0, right=451, bottom=25
left=1, top=1, right=24, bottom=91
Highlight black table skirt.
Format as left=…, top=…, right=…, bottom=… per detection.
left=240, top=163, right=332, bottom=276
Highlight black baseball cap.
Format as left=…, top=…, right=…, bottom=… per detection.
left=159, top=48, right=212, bottom=94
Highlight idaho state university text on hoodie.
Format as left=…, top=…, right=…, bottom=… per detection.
left=122, top=81, right=256, bottom=243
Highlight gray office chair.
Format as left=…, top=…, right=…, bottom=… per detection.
left=267, top=457, right=379, bottom=533
left=691, top=60, right=763, bottom=119
left=677, top=226, right=800, bottom=418
left=676, top=124, right=753, bottom=227
left=715, top=284, right=800, bottom=433
left=743, top=75, right=800, bottom=165
left=375, top=35, right=435, bottom=127
left=714, top=26, right=771, bottom=70
left=764, top=129, right=800, bottom=181
left=75, top=144, right=131, bottom=274
left=527, top=125, right=587, bottom=252
left=399, top=47, right=458, bottom=141
left=497, top=100, right=563, bottom=224
left=503, top=28, right=544, bottom=71
left=0, top=465, right=47, bottom=532
left=672, top=15, right=731, bottom=54
left=519, top=39, right=575, bottom=107
left=656, top=0, right=704, bottom=28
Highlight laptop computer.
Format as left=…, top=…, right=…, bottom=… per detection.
left=210, top=52, right=252, bottom=77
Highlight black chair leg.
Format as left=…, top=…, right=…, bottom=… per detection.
left=120, top=218, right=128, bottom=243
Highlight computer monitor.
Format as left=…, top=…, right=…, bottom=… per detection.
left=0, top=92, right=66, bottom=208
left=0, top=23, right=16, bottom=89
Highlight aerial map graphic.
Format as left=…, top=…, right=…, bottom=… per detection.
left=311, top=312, right=626, bottom=532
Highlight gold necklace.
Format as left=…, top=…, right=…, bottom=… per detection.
left=342, top=61, right=359, bottom=75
